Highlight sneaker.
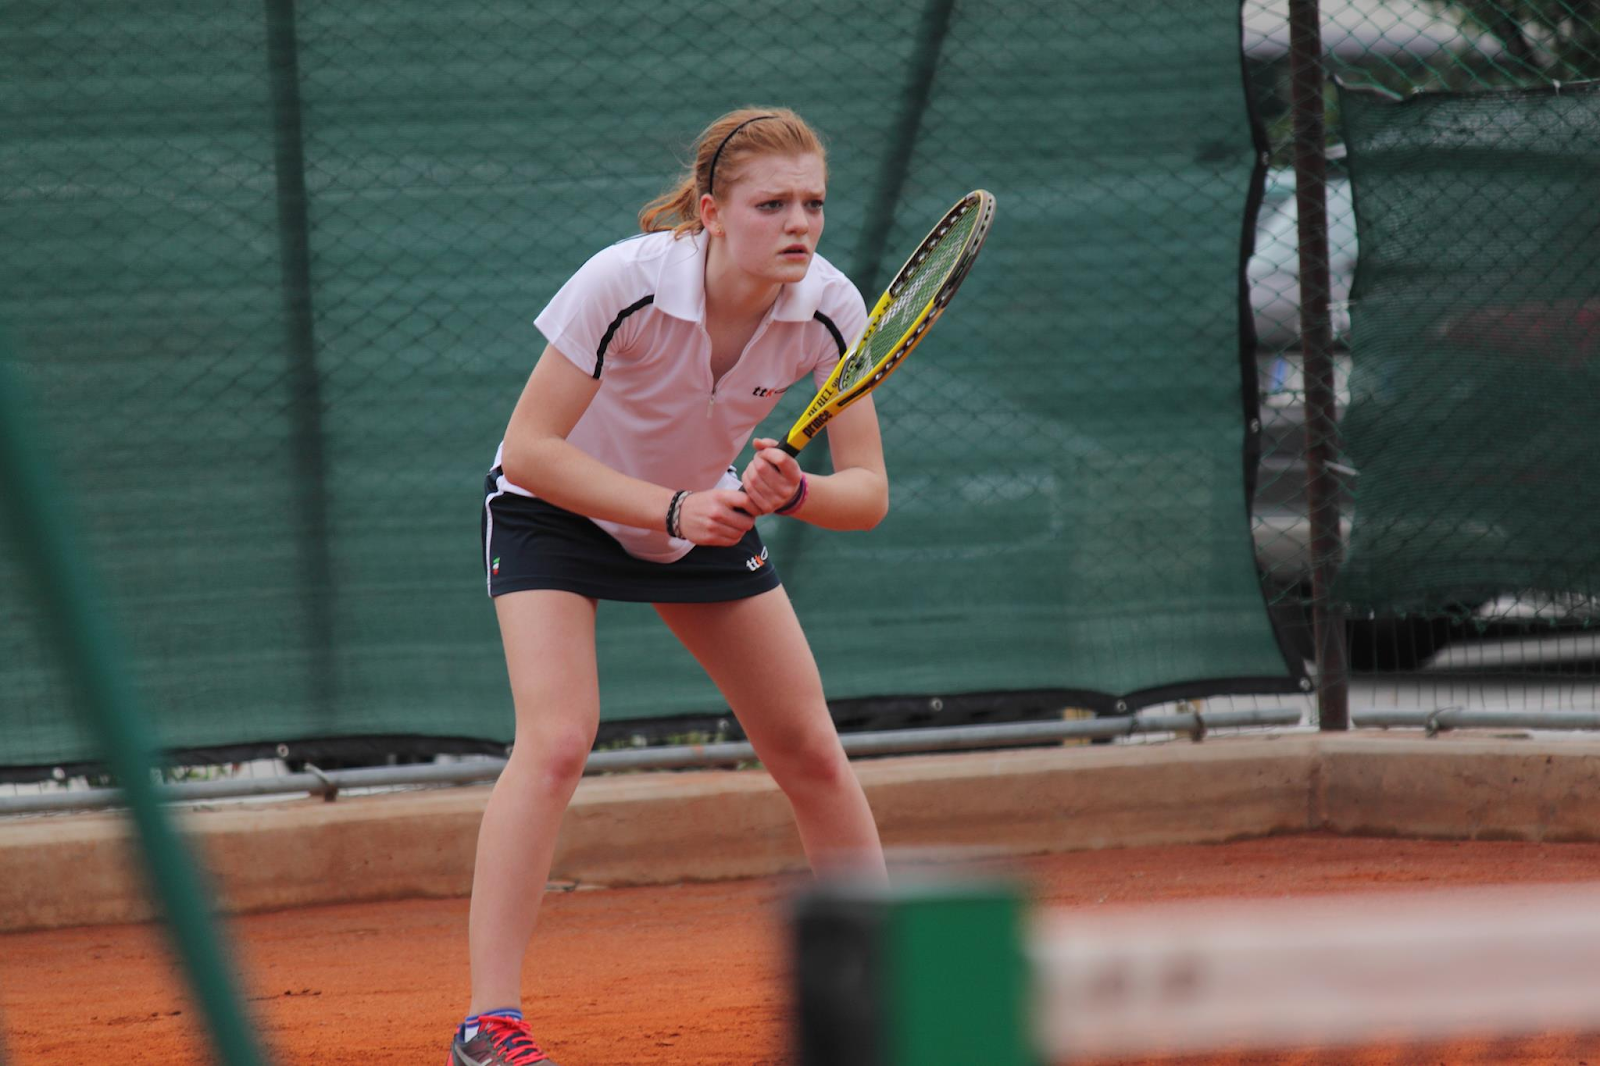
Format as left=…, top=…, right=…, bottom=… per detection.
left=447, top=1014, right=557, bottom=1066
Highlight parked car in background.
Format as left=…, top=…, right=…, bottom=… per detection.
left=1248, top=169, right=1357, bottom=613
left=1249, top=169, right=1356, bottom=351
left=1244, top=168, right=1600, bottom=670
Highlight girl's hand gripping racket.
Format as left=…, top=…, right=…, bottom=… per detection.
left=780, top=188, right=997, bottom=456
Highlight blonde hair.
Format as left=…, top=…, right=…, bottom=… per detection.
left=638, top=107, right=828, bottom=237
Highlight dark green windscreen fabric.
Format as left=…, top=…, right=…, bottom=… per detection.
left=1334, top=83, right=1600, bottom=615
left=1, top=7, right=314, bottom=767
left=762, top=1, right=1294, bottom=704
left=1, top=1, right=1293, bottom=770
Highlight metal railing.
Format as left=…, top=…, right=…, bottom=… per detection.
left=0, top=710, right=1303, bottom=815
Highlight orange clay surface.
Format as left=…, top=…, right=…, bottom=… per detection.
left=5, top=831, right=1600, bottom=1065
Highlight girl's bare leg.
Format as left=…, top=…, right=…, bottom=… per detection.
left=468, top=589, right=601, bottom=1013
left=654, top=586, right=886, bottom=879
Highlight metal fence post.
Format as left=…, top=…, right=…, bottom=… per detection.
left=263, top=0, right=336, bottom=723
left=848, top=0, right=958, bottom=296
left=1288, top=0, right=1349, bottom=729
left=778, top=0, right=958, bottom=575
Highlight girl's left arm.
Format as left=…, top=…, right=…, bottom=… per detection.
left=743, top=394, right=889, bottom=531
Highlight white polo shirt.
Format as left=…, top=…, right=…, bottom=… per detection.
left=493, top=228, right=867, bottom=563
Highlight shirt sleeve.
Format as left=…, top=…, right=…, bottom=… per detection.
left=533, top=243, right=649, bottom=379
left=812, top=279, right=871, bottom=390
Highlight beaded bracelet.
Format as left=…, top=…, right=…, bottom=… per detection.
left=666, top=490, right=689, bottom=538
left=774, top=474, right=809, bottom=516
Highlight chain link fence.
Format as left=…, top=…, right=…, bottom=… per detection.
left=5, top=0, right=1595, bottom=780
left=2, top=0, right=1307, bottom=778
left=1245, top=0, right=1600, bottom=714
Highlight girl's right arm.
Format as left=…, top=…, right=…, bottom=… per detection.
left=499, top=344, right=754, bottom=546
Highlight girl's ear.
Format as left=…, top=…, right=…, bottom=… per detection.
left=699, top=192, right=723, bottom=237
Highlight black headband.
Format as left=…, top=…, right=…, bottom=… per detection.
left=706, top=114, right=777, bottom=196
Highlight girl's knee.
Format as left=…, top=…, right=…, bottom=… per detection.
left=508, top=725, right=596, bottom=793
left=770, top=733, right=852, bottom=795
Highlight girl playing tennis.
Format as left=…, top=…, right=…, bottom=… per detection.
left=452, top=107, right=890, bottom=1066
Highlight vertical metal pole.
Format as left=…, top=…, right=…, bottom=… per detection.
left=777, top=0, right=957, bottom=572
left=794, top=881, right=1030, bottom=1066
left=1288, top=0, right=1349, bottom=730
left=849, top=0, right=958, bottom=295
left=0, top=346, right=271, bottom=1066
left=263, top=0, right=336, bottom=722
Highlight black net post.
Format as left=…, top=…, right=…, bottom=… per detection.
left=1288, top=0, right=1349, bottom=730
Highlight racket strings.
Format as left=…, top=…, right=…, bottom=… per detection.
left=842, top=202, right=982, bottom=391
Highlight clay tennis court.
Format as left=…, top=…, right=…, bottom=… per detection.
left=5, top=830, right=1600, bottom=1065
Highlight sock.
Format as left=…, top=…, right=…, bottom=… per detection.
left=459, top=1007, right=523, bottom=1042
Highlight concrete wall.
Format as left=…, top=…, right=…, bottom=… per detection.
left=4, top=733, right=1599, bottom=932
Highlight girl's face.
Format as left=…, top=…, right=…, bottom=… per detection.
left=705, top=152, right=827, bottom=288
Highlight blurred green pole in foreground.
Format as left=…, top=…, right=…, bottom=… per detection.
left=793, top=879, right=1035, bottom=1066
left=0, top=339, right=271, bottom=1066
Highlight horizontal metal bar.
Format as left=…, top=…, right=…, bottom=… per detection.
left=1353, top=708, right=1600, bottom=732
left=836, top=709, right=1303, bottom=757
left=585, top=709, right=1303, bottom=772
left=0, top=709, right=1303, bottom=816
left=0, top=761, right=509, bottom=815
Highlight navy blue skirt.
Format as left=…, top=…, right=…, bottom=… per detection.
left=481, top=475, right=782, bottom=603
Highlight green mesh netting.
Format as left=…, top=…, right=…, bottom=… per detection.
left=1334, top=82, right=1600, bottom=616
left=0, top=0, right=1294, bottom=771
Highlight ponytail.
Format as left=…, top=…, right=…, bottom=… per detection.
left=637, top=176, right=701, bottom=237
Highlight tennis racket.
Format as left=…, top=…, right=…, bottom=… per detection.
left=778, top=188, right=997, bottom=455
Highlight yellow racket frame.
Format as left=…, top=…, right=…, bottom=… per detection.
left=779, top=189, right=997, bottom=456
